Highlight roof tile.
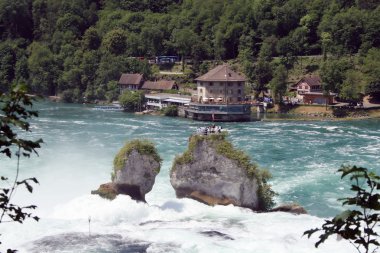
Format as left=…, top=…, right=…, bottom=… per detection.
left=195, top=64, right=246, bottom=82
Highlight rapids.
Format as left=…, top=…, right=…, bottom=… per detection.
left=1, top=102, right=379, bottom=252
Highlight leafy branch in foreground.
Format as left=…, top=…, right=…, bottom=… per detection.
left=0, top=84, right=43, bottom=252
left=304, top=165, right=380, bottom=253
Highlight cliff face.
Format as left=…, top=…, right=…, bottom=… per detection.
left=113, top=149, right=160, bottom=197
left=170, top=134, right=275, bottom=211
left=92, top=140, right=161, bottom=201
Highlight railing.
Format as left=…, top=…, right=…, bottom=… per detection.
left=190, top=100, right=257, bottom=105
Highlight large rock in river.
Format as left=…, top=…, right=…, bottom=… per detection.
left=92, top=140, right=162, bottom=202
left=170, top=134, right=275, bottom=211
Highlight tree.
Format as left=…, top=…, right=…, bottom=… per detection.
left=0, top=42, right=16, bottom=92
left=254, top=60, right=272, bottom=97
left=323, top=7, right=365, bottom=55
left=171, top=28, right=197, bottom=71
left=305, top=165, right=380, bottom=253
left=82, top=27, right=101, bottom=50
left=340, top=70, right=364, bottom=102
left=320, top=59, right=353, bottom=94
left=118, top=90, right=144, bottom=112
left=0, top=0, right=34, bottom=39
left=362, top=48, right=380, bottom=99
left=269, top=64, right=288, bottom=103
left=140, top=26, right=164, bottom=56
left=0, top=84, right=42, bottom=252
left=105, top=80, right=119, bottom=102
left=27, top=42, right=58, bottom=95
left=321, top=32, right=332, bottom=61
left=102, top=29, right=127, bottom=55
left=276, top=36, right=298, bottom=71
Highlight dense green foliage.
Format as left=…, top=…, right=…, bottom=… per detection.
left=113, top=139, right=162, bottom=174
left=0, top=84, right=42, bottom=252
left=163, top=105, right=178, bottom=117
left=305, top=165, right=380, bottom=253
left=0, top=0, right=379, bottom=102
left=118, top=90, right=144, bottom=111
left=172, top=133, right=276, bottom=210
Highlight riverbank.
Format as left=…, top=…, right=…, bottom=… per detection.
left=262, top=104, right=380, bottom=122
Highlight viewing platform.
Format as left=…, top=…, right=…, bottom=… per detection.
left=185, top=103, right=251, bottom=122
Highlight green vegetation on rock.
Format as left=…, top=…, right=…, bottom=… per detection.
left=113, top=139, right=162, bottom=180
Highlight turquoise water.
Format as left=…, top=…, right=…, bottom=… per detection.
left=1, top=101, right=379, bottom=252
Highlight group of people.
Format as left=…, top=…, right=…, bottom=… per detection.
left=196, top=125, right=223, bottom=135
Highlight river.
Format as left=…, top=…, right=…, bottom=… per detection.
left=1, top=101, right=379, bottom=253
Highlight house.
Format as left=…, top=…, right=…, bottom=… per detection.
left=291, top=76, right=336, bottom=105
left=118, top=73, right=144, bottom=92
left=141, top=80, right=178, bottom=92
left=185, top=64, right=251, bottom=122
left=194, top=64, right=246, bottom=104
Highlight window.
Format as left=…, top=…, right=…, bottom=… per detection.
left=229, top=89, right=233, bottom=94
left=199, top=88, right=203, bottom=93
left=238, top=89, right=241, bottom=94
left=228, top=83, right=232, bottom=87
left=209, top=82, right=213, bottom=86
left=210, top=89, right=213, bottom=94
left=238, top=82, right=242, bottom=87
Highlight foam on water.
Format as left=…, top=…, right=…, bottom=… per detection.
left=1, top=195, right=357, bottom=253
left=1, top=102, right=380, bottom=252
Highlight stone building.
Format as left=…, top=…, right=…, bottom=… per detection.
left=185, top=64, right=251, bottom=122
left=195, top=64, right=246, bottom=104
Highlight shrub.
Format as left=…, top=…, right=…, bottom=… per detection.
left=118, top=90, right=145, bottom=112
left=304, top=165, right=380, bottom=253
left=61, top=89, right=74, bottom=103
left=332, top=107, right=349, bottom=117
left=163, top=105, right=178, bottom=117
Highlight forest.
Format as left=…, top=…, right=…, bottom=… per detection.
left=0, top=0, right=379, bottom=102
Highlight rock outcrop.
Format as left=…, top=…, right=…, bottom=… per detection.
left=170, top=134, right=275, bottom=211
left=92, top=140, right=161, bottom=201
left=271, top=203, right=307, bottom=215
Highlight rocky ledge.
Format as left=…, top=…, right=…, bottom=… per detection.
left=271, top=203, right=307, bottom=215
left=92, top=140, right=162, bottom=201
left=170, top=133, right=276, bottom=211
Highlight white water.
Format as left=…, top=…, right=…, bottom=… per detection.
left=2, top=102, right=379, bottom=252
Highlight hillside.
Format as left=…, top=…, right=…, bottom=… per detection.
left=0, top=0, right=379, bottom=102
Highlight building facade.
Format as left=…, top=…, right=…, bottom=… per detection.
left=290, top=76, right=336, bottom=105
left=185, top=64, right=251, bottom=121
left=195, top=64, right=246, bottom=104
left=118, top=73, right=144, bottom=92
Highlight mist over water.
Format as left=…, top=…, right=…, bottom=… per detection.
left=1, top=101, right=379, bottom=252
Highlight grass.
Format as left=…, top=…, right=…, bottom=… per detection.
left=113, top=139, right=162, bottom=180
